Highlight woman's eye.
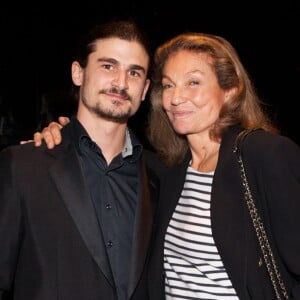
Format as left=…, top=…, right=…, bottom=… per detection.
left=162, top=83, right=172, bottom=89
left=190, top=80, right=199, bottom=86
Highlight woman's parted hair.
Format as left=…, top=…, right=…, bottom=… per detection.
left=147, top=32, right=277, bottom=166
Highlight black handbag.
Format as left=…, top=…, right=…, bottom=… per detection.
left=233, top=129, right=289, bottom=300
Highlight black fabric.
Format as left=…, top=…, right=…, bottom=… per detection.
left=147, top=125, right=300, bottom=300
left=0, top=119, right=162, bottom=300
left=70, top=118, right=142, bottom=300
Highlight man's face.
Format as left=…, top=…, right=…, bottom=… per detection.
left=73, top=37, right=150, bottom=122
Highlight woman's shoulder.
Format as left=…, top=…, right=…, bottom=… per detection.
left=245, top=129, right=299, bottom=152
left=236, top=129, right=300, bottom=168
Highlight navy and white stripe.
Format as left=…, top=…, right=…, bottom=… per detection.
left=164, top=167, right=238, bottom=299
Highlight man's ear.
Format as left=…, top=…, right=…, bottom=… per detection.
left=141, top=79, right=151, bottom=101
left=71, top=61, right=83, bottom=86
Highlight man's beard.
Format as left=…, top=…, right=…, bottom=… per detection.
left=82, top=88, right=132, bottom=123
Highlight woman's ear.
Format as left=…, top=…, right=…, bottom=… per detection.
left=71, top=61, right=83, bottom=86
left=224, top=87, right=237, bottom=103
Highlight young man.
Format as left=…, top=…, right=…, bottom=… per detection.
left=0, top=20, right=161, bottom=300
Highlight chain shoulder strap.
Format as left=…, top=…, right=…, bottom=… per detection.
left=233, top=129, right=289, bottom=300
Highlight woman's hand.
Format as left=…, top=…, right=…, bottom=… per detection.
left=20, top=116, right=70, bottom=149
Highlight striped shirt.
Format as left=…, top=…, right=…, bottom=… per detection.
left=164, top=167, right=239, bottom=299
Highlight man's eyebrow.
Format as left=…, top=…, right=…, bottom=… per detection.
left=130, top=64, right=146, bottom=74
left=97, top=57, right=146, bottom=74
left=97, top=57, right=118, bottom=64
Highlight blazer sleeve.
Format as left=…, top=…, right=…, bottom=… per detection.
left=245, top=132, right=300, bottom=298
left=0, top=147, right=23, bottom=298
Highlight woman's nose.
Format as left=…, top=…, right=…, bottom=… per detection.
left=171, top=88, right=186, bottom=105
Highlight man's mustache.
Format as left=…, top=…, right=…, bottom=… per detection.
left=100, top=87, right=131, bottom=101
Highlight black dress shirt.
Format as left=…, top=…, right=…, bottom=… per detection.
left=70, top=117, right=143, bottom=300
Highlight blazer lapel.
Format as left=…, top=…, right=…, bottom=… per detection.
left=211, top=127, right=248, bottom=297
left=162, top=153, right=191, bottom=230
left=48, top=144, right=114, bottom=285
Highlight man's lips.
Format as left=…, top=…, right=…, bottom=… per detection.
left=106, top=93, right=129, bottom=102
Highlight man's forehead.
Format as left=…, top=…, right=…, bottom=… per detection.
left=94, top=37, right=145, bottom=53
left=91, top=38, right=149, bottom=68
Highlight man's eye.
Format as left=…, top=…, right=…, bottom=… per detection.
left=103, top=64, right=113, bottom=70
left=130, top=70, right=140, bottom=77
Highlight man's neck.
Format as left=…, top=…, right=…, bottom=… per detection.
left=77, top=114, right=128, bottom=165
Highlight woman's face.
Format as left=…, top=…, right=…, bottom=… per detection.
left=161, top=50, right=229, bottom=137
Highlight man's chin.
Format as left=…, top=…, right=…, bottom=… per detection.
left=100, top=113, right=130, bottom=124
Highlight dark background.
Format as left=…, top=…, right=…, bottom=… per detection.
left=0, top=1, right=299, bottom=149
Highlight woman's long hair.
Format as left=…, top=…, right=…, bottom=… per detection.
left=147, top=33, right=277, bottom=166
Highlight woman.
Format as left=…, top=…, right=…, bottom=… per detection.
left=146, top=33, right=300, bottom=299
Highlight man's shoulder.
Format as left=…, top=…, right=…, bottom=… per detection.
left=142, top=149, right=167, bottom=177
left=143, top=149, right=161, bottom=164
left=0, top=126, right=72, bottom=162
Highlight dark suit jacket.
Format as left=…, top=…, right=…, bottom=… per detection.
left=0, top=124, right=160, bottom=300
left=147, top=126, right=300, bottom=299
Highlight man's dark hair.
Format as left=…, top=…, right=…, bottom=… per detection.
left=75, top=19, right=153, bottom=76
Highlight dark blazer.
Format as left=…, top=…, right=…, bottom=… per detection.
left=148, top=126, right=300, bottom=299
left=0, top=124, right=160, bottom=300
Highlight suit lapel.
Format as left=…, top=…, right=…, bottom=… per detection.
left=48, top=144, right=114, bottom=285
left=127, top=155, right=159, bottom=297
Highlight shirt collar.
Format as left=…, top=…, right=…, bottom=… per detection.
left=70, top=116, right=143, bottom=161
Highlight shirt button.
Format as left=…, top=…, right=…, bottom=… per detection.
left=105, top=203, right=112, bottom=209
left=107, top=240, right=113, bottom=248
